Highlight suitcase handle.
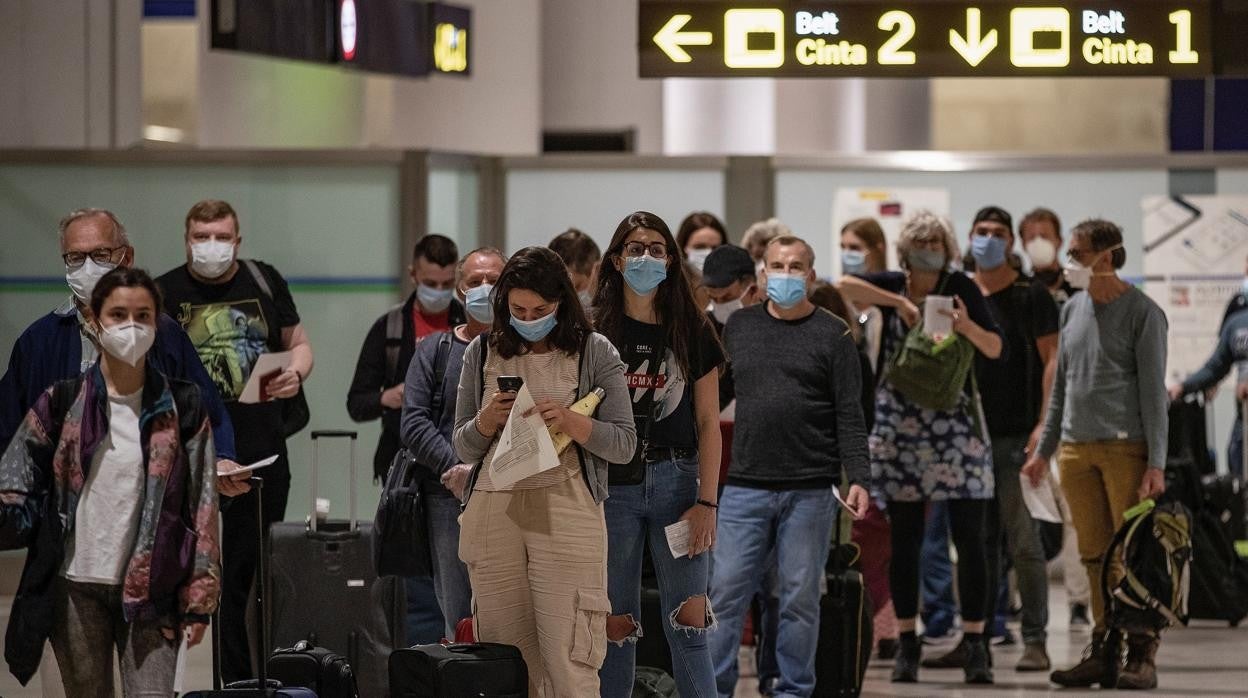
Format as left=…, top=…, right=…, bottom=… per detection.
left=311, top=430, right=358, bottom=440
left=309, top=431, right=359, bottom=533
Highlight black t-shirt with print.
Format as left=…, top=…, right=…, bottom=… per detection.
left=620, top=315, right=724, bottom=450
left=157, top=260, right=301, bottom=461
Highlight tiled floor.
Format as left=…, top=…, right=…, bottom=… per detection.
left=2, top=586, right=1244, bottom=696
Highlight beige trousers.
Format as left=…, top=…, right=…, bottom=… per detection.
left=459, top=476, right=610, bottom=698
left=1057, top=440, right=1148, bottom=634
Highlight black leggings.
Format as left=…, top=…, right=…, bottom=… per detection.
left=888, top=499, right=990, bottom=622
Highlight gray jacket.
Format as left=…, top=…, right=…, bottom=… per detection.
left=452, top=331, right=637, bottom=503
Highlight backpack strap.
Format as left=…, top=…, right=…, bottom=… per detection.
left=383, top=303, right=405, bottom=381
left=240, top=259, right=272, bottom=300
left=429, top=331, right=454, bottom=419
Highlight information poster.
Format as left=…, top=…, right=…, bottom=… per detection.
left=831, top=187, right=951, bottom=274
left=1140, top=195, right=1248, bottom=381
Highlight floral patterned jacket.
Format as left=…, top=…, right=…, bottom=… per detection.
left=0, top=363, right=219, bottom=684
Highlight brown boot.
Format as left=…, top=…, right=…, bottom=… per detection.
left=1050, top=631, right=1123, bottom=688
left=1117, top=633, right=1159, bottom=690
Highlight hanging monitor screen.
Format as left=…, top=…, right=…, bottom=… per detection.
left=638, top=1, right=1213, bottom=78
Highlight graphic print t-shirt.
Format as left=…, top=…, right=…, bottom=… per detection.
left=158, top=261, right=300, bottom=460
left=620, top=316, right=724, bottom=450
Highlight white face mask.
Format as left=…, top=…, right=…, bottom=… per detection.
left=191, top=240, right=236, bottom=279
left=1025, top=238, right=1058, bottom=269
left=1064, top=244, right=1121, bottom=289
left=686, top=248, right=712, bottom=273
left=66, top=258, right=117, bottom=303
left=711, top=297, right=743, bottom=324
left=98, top=322, right=155, bottom=367
left=1063, top=263, right=1092, bottom=289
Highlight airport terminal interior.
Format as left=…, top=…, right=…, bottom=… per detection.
left=2, top=1, right=1248, bottom=696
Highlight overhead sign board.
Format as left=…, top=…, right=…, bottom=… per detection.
left=639, top=1, right=1213, bottom=77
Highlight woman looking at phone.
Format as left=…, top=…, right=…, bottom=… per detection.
left=590, top=211, right=724, bottom=697
left=452, top=246, right=636, bottom=697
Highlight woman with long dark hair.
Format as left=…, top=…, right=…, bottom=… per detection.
left=0, top=267, right=219, bottom=694
left=594, top=211, right=724, bottom=697
left=452, top=246, right=636, bottom=697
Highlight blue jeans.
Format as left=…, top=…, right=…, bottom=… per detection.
left=405, top=574, right=444, bottom=645
left=601, top=458, right=715, bottom=698
left=709, top=485, right=837, bottom=698
left=427, top=491, right=472, bottom=639
left=920, top=502, right=957, bottom=637
left=1229, top=410, right=1244, bottom=480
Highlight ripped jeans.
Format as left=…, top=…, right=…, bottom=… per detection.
left=600, top=457, right=716, bottom=698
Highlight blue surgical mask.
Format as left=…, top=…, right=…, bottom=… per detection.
left=841, top=249, right=867, bottom=275
left=971, top=234, right=1008, bottom=270
left=510, top=308, right=558, bottom=343
left=463, top=283, right=494, bottom=324
left=766, top=272, right=807, bottom=309
left=622, top=255, right=668, bottom=295
left=906, top=248, right=946, bottom=273
left=417, top=284, right=453, bottom=313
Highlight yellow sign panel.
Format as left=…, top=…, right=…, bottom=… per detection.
left=724, top=8, right=786, bottom=69
left=433, top=22, right=468, bottom=72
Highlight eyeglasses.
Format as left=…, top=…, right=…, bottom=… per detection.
left=622, top=241, right=668, bottom=259
left=62, top=246, right=127, bottom=269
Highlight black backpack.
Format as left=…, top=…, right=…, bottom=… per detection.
left=1102, top=499, right=1193, bottom=633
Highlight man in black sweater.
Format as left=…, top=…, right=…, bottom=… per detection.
left=709, top=235, right=870, bottom=698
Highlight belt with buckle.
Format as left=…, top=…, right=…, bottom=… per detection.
left=643, top=446, right=697, bottom=463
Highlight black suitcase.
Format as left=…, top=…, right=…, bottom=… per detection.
left=267, top=640, right=359, bottom=697
left=186, top=477, right=317, bottom=698
left=388, top=643, right=528, bottom=697
left=813, top=512, right=872, bottom=698
left=268, top=430, right=405, bottom=698
left=1201, top=474, right=1247, bottom=544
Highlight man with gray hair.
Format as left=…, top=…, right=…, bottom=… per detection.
left=0, top=208, right=241, bottom=490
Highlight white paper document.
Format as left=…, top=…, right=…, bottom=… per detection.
left=216, top=454, right=279, bottom=477
left=172, top=636, right=189, bottom=693
left=665, top=520, right=691, bottom=558
left=923, top=295, right=954, bottom=341
left=1020, top=473, right=1062, bottom=524
left=238, top=351, right=293, bottom=404
left=489, top=385, right=560, bottom=488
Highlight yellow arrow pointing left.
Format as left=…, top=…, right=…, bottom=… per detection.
left=654, top=14, right=713, bottom=63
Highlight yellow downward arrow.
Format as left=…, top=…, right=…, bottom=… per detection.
left=949, top=8, right=998, bottom=67
left=654, top=14, right=713, bottom=63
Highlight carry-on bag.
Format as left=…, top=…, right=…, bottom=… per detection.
left=267, top=640, right=358, bottom=698
left=185, top=477, right=317, bottom=698
left=268, top=430, right=405, bottom=698
left=813, top=507, right=872, bottom=698
left=388, top=642, right=528, bottom=697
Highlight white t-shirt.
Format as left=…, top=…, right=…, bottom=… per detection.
left=63, top=388, right=146, bottom=585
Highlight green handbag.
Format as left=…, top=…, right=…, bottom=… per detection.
left=885, top=317, right=976, bottom=412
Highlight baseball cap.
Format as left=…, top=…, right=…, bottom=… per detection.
left=702, top=244, right=756, bottom=288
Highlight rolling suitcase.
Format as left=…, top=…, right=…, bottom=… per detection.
left=267, top=640, right=359, bottom=698
left=813, top=510, right=872, bottom=698
left=388, top=642, right=528, bottom=697
left=186, top=477, right=316, bottom=698
left=267, top=430, right=405, bottom=698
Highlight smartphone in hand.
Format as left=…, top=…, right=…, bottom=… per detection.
left=497, top=375, right=524, bottom=393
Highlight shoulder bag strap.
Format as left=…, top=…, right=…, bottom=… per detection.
left=383, top=303, right=405, bottom=381
left=430, top=332, right=454, bottom=419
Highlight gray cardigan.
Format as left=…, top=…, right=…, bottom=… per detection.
left=452, top=331, right=637, bottom=503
